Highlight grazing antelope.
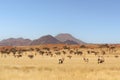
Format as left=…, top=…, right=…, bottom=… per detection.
left=58, top=58, right=65, bottom=64
left=67, top=55, right=72, bottom=59
left=98, top=56, right=105, bottom=64
left=115, top=55, right=119, bottom=58
left=28, top=55, right=34, bottom=59
left=83, top=57, right=89, bottom=63
left=91, top=51, right=99, bottom=55
left=15, top=54, right=22, bottom=58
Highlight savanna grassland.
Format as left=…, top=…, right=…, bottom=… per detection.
left=0, top=44, right=120, bottom=80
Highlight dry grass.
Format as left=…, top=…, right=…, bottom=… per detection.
left=0, top=54, right=120, bottom=80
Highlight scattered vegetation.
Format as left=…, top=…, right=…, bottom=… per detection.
left=0, top=44, right=120, bottom=80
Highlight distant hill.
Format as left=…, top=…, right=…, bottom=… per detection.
left=0, top=33, right=86, bottom=46
left=63, top=40, right=78, bottom=45
left=0, top=38, right=31, bottom=46
left=55, top=33, right=85, bottom=44
left=30, top=35, right=62, bottom=45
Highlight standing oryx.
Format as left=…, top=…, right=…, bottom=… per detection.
left=98, top=56, right=105, bottom=64
left=83, top=57, right=89, bottom=63
left=58, top=58, right=65, bottom=64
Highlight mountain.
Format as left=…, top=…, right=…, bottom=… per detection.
left=63, top=40, right=78, bottom=45
left=30, top=35, right=61, bottom=45
left=0, top=38, right=31, bottom=46
left=0, top=33, right=86, bottom=46
left=55, top=33, right=85, bottom=44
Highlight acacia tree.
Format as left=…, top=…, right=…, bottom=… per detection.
left=99, top=44, right=110, bottom=54
left=1, top=49, right=7, bottom=57
left=55, top=52, right=61, bottom=56
left=43, top=47, right=50, bottom=51
left=70, top=50, right=74, bottom=54
left=80, top=45, right=86, bottom=48
left=110, top=46, right=116, bottom=54
left=10, top=48, right=17, bottom=57
left=76, top=51, right=83, bottom=55
left=1, top=47, right=12, bottom=57
left=63, top=46, right=70, bottom=50
left=39, top=51, right=44, bottom=56
left=35, top=48, right=40, bottom=52
left=18, top=49, right=24, bottom=55
left=29, top=48, right=34, bottom=52
left=62, top=51, right=66, bottom=55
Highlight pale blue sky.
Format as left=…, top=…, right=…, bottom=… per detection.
left=0, top=0, right=120, bottom=43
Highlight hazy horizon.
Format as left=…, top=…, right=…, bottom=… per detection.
left=0, top=0, right=120, bottom=43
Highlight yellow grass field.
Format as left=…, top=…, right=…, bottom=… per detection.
left=0, top=53, right=120, bottom=80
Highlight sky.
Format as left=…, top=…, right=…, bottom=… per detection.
left=0, top=0, right=120, bottom=43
